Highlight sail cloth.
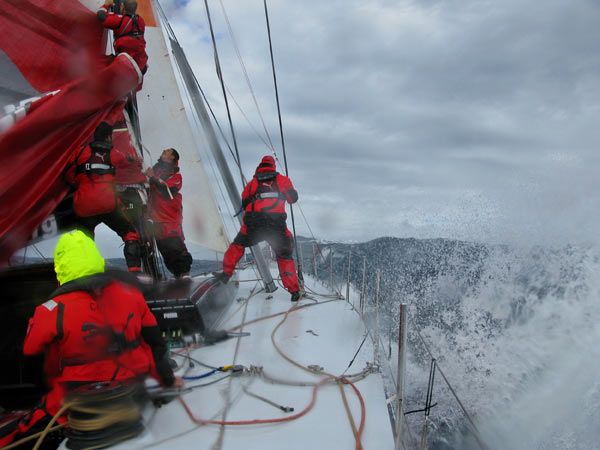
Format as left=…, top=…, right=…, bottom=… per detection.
left=136, top=0, right=229, bottom=253
left=0, top=0, right=142, bottom=265
left=0, top=0, right=106, bottom=102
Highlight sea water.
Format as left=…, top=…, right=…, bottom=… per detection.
left=391, top=243, right=600, bottom=449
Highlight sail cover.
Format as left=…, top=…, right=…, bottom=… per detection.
left=135, top=0, right=229, bottom=253
left=0, top=0, right=142, bottom=265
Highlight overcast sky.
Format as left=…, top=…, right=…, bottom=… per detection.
left=31, top=0, right=600, bottom=260
left=152, top=0, right=600, bottom=248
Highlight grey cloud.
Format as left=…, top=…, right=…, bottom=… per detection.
left=161, top=0, right=600, bottom=245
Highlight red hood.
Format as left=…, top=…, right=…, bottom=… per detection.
left=255, top=155, right=276, bottom=174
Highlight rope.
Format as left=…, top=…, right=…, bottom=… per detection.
left=343, top=332, right=369, bottom=376
left=338, top=379, right=365, bottom=450
left=1, top=423, right=67, bottom=450
left=182, top=367, right=220, bottom=380
left=259, top=365, right=372, bottom=387
left=31, top=403, right=70, bottom=450
left=170, top=351, right=217, bottom=370
left=269, top=303, right=366, bottom=450
left=212, top=278, right=253, bottom=448
left=226, top=297, right=341, bottom=332
left=187, top=373, right=232, bottom=390
left=178, top=375, right=334, bottom=426
left=217, top=281, right=262, bottom=330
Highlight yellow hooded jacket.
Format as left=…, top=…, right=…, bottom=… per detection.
left=54, top=230, right=105, bottom=285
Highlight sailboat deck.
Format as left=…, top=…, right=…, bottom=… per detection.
left=101, top=265, right=395, bottom=449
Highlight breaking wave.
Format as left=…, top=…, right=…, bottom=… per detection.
left=396, top=243, right=600, bottom=449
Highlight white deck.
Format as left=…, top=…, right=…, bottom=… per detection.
left=66, top=265, right=395, bottom=449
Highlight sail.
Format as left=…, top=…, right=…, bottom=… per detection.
left=134, top=0, right=229, bottom=253
left=0, top=0, right=142, bottom=265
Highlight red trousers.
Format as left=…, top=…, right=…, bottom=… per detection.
left=223, top=212, right=298, bottom=293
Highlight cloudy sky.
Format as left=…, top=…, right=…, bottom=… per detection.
left=152, top=0, right=600, bottom=248
left=30, top=0, right=600, bottom=260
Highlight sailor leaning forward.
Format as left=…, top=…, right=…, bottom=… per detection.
left=63, top=121, right=143, bottom=272
left=215, top=155, right=301, bottom=301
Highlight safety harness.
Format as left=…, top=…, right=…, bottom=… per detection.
left=248, top=172, right=284, bottom=212
left=49, top=272, right=142, bottom=368
left=75, top=142, right=116, bottom=177
left=114, top=14, right=144, bottom=40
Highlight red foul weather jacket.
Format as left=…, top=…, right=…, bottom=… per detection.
left=148, top=160, right=183, bottom=225
left=64, top=141, right=129, bottom=217
left=23, top=271, right=174, bottom=416
left=98, top=5, right=148, bottom=70
left=241, top=170, right=298, bottom=215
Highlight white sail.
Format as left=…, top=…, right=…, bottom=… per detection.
left=136, top=0, right=229, bottom=253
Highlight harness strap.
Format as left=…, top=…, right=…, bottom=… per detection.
left=75, top=163, right=115, bottom=176
left=249, top=176, right=283, bottom=212
left=53, top=302, right=65, bottom=343
left=256, top=192, right=280, bottom=199
left=115, top=14, right=143, bottom=40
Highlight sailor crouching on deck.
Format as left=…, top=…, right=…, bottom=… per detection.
left=214, top=155, right=301, bottom=301
left=97, top=0, right=148, bottom=73
left=0, top=231, right=183, bottom=447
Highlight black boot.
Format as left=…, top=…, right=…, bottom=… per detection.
left=290, top=290, right=301, bottom=302
left=212, top=271, right=231, bottom=284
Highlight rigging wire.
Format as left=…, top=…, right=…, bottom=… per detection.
left=203, top=0, right=245, bottom=188
left=263, top=0, right=304, bottom=285
left=412, top=322, right=491, bottom=450
left=217, top=0, right=277, bottom=153
left=154, top=0, right=243, bottom=241
left=157, top=0, right=348, bottom=305
left=153, top=0, right=242, bottom=171
left=156, top=1, right=327, bottom=299
left=31, top=244, right=49, bottom=263
left=225, top=84, right=273, bottom=150
left=172, top=52, right=239, bottom=233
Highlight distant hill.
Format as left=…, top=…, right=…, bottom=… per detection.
left=295, top=236, right=488, bottom=311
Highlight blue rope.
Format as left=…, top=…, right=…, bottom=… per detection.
left=182, top=366, right=228, bottom=380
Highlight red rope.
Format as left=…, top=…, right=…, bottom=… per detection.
left=178, top=375, right=334, bottom=425
left=341, top=376, right=366, bottom=450
left=178, top=374, right=366, bottom=450
left=225, top=299, right=338, bottom=332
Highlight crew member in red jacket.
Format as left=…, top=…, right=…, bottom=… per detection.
left=146, top=148, right=192, bottom=278
left=64, top=122, right=142, bottom=272
left=0, top=231, right=182, bottom=447
left=97, top=0, right=148, bottom=72
left=215, top=156, right=301, bottom=301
